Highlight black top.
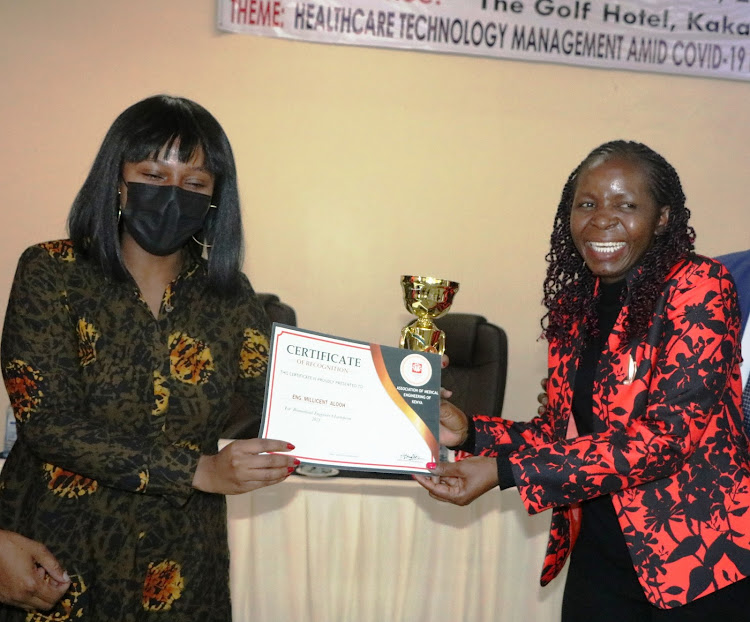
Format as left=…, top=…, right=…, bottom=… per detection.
left=571, top=279, right=633, bottom=568
left=572, top=279, right=625, bottom=434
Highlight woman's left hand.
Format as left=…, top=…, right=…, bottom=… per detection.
left=413, top=456, right=499, bottom=506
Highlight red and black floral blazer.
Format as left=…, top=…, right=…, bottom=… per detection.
left=473, top=255, right=750, bottom=609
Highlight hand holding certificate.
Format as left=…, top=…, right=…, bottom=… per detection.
left=260, top=325, right=441, bottom=475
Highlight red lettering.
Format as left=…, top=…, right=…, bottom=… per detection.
left=231, top=0, right=283, bottom=27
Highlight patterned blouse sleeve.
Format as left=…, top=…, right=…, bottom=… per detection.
left=509, top=261, right=742, bottom=515
left=2, top=246, right=200, bottom=504
left=230, top=281, right=272, bottom=436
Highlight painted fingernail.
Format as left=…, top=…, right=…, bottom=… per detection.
left=288, top=467, right=295, bottom=473
left=294, top=459, right=301, bottom=466
left=426, top=462, right=437, bottom=470
left=287, top=443, right=295, bottom=450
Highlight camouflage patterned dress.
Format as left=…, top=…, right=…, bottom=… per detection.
left=0, top=240, right=270, bottom=621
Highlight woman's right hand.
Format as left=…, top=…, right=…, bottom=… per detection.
left=439, top=391, right=469, bottom=448
left=192, top=438, right=298, bottom=495
left=414, top=456, right=498, bottom=506
left=0, top=530, right=70, bottom=611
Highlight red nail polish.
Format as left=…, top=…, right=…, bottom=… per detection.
left=288, top=467, right=295, bottom=473
left=426, top=462, right=437, bottom=470
left=287, top=443, right=295, bottom=450
left=294, top=459, right=301, bottom=466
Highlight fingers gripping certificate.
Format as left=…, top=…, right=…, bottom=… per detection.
left=260, top=324, right=441, bottom=475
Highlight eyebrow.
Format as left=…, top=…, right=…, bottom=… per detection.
left=142, top=158, right=211, bottom=174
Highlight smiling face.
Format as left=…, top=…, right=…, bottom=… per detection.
left=569, top=156, right=670, bottom=284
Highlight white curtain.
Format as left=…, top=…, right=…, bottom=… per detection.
left=227, top=476, right=565, bottom=621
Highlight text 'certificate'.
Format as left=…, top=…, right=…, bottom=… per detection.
left=260, top=324, right=441, bottom=475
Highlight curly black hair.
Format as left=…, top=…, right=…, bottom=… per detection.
left=542, top=140, right=696, bottom=345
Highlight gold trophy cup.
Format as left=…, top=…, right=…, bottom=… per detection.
left=399, top=276, right=459, bottom=355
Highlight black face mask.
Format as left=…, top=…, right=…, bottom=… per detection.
left=121, top=182, right=212, bottom=256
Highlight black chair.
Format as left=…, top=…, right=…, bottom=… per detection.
left=435, top=313, right=508, bottom=419
left=221, top=292, right=297, bottom=439
left=256, top=292, right=297, bottom=327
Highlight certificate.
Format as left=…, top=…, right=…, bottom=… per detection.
left=260, top=324, right=441, bottom=475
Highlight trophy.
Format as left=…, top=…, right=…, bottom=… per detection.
left=399, top=276, right=459, bottom=355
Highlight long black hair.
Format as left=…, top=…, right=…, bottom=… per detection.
left=68, top=94, right=244, bottom=295
left=542, top=140, right=696, bottom=345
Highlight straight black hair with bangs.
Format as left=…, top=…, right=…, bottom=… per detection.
left=67, top=94, right=244, bottom=295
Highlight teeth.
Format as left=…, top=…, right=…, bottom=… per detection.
left=588, top=242, right=625, bottom=254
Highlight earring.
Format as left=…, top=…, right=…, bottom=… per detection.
left=192, top=234, right=213, bottom=249
left=117, top=191, right=122, bottom=223
left=192, top=204, right=218, bottom=248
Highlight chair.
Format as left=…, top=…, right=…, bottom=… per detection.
left=434, top=313, right=508, bottom=419
left=221, top=292, right=297, bottom=439
left=256, top=292, right=297, bottom=327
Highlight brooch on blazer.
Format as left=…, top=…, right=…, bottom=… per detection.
left=622, top=355, right=637, bottom=385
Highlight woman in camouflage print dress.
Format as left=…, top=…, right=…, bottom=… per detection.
left=0, top=95, right=297, bottom=621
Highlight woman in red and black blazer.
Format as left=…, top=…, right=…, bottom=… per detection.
left=416, top=140, right=750, bottom=619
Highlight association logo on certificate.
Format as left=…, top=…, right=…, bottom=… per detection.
left=260, top=324, right=441, bottom=475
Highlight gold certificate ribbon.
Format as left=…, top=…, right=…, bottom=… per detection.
left=369, top=344, right=439, bottom=462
